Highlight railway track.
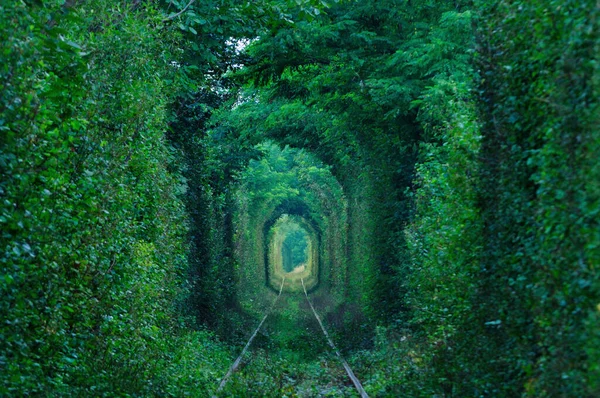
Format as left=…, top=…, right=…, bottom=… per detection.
left=214, top=279, right=368, bottom=397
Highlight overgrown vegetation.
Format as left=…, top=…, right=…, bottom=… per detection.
left=1, top=0, right=598, bottom=396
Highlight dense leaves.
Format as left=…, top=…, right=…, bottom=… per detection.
left=1, top=0, right=598, bottom=396
left=0, top=1, right=230, bottom=395
left=472, top=0, right=600, bottom=395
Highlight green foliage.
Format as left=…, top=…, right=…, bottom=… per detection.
left=347, top=326, right=434, bottom=397
left=472, top=0, right=600, bottom=395
left=233, top=142, right=347, bottom=307
left=285, top=227, right=309, bottom=270
left=397, top=0, right=600, bottom=395
left=0, top=1, right=233, bottom=395
left=406, top=81, right=484, bottom=395
left=2, top=0, right=598, bottom=396
left=225, top=0, right=431, bottom=322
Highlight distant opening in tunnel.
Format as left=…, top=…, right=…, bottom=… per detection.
left=233, top=142, right=346, bottom=297
left=282, top=226, right=309, bottom=273
left=267, top=214, right=319, bottom=292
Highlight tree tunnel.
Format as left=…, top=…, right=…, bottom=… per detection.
left=264, top=209, right=320, bottom=293
left=233, top=142, right=348, bottom=316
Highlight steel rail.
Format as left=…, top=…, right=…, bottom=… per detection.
left=301, top=278, right=369, bottom=398
left=213, top=277, right=286, bottom=396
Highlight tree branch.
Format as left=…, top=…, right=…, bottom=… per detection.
left=162, top=0, right=196, bottom=22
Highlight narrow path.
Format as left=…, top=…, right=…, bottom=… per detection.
left=214, top=277, right=368, bottom=397
left=301, top=279, right=369, bottom=398
left=214, top=277, right=286, bottom=396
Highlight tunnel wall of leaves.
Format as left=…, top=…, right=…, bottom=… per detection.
left=232, top=144, right=349, bottom=316
left=267, top=215, right=319, bottom=292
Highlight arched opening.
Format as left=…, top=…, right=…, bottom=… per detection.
left=281, top=223, right=309, bottom=273
left=266, top=214, right=319, bottom=293
left=232, top=143, right=347, bottom=309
